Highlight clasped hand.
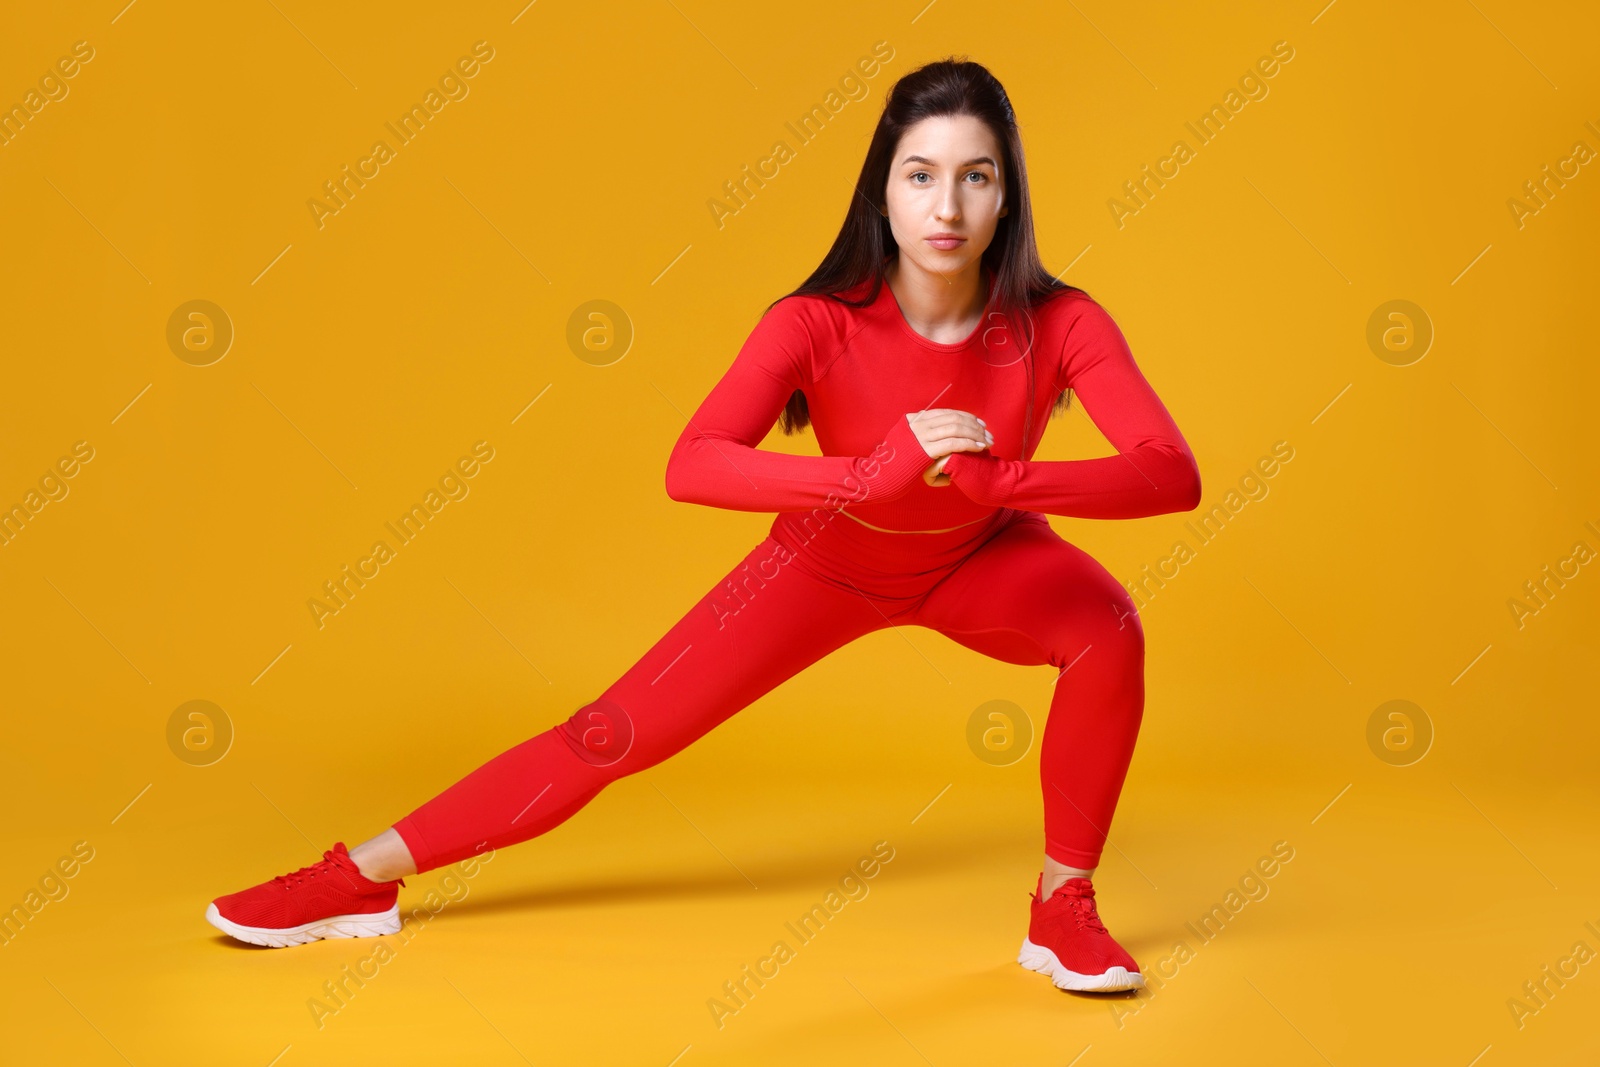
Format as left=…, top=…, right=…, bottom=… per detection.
left=906, top=408, right=992, bottom=487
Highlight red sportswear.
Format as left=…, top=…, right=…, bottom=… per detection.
left=390, top=265, right=1199, bottom=881
left=664, top=267, right=1200, bottom=528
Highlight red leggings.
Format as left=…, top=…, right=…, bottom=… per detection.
left=392, top=507, right=1145, bottom=873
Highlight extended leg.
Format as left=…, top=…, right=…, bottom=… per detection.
left=389, top=534, right=891, bottom=873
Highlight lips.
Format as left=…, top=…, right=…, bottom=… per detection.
left=926, top=234, right=966, bottom=250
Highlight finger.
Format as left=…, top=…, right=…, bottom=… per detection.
left=930, top=422, right=992, bottom=447
left=931, top=419, right=984, bottom=440
left=914, top=409, right=986, bottom=430
left=914, top=414, right=989, bottom=442
left=909, top=418, right=991, bottom=457
left=923, top=435, right=991, bottom=458
left=916, top=408, right=986, bottom=425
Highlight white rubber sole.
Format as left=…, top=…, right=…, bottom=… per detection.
left=206, top=902, right=401, bottom=948
left=1018, top=937, right=1146, bottom=992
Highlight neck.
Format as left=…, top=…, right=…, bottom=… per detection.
left=885, top=255, right=987, bottom=340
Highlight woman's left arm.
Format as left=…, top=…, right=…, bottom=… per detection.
left=940, top=296, right=1202, bottom=519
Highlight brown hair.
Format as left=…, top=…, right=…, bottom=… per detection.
left=770, top=56, right=1087, bottom=447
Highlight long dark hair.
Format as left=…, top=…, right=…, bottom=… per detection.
left=769, top=56, right=1087, bottom=449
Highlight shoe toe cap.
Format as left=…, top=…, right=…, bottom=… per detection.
left=210, top=886, right=286, bottom=927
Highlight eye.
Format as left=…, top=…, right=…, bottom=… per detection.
left=964, top=171, right=989, bottom=183
left=910, top=171, right=931, bottom=184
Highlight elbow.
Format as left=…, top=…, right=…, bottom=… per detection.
left=663, top=459, right=694, bottom=505
left=1177, top=455, right=1202, bottom=512
left=665, top=437, right=736, bottom=509
left=1148, top=447, right=1201, bottom=515
left=663, top=446, right=694, bottom=504
left=664, top=442, right=722, bottom=508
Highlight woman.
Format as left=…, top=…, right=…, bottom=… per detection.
left=206, top=57, right=1201, bottom=994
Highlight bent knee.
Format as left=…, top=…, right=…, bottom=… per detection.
left=1049, top=595, right=1143, bottom=671
left=1107, top=587, right=1144, bottom=646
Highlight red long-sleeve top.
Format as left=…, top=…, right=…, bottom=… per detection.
left=664, top=268, right=1201, bottom=531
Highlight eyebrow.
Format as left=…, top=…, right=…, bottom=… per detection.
left=900, top=154, right=998, bottom=168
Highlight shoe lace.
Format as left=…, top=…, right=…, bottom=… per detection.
left=1067, top=895, right=1108, bottom=935
left=272, top=849, right=341, bottom=890
left=271, top=848, right=404, bottom=892
left=1047, top=881, right=1109, bottom=935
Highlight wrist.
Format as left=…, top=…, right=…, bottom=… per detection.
left=854, top=415, right=930, bottom=504
left=942, top=450, right=1008, bottom=504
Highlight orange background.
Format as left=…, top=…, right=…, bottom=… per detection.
left=1, top=1, right=1596, bottom=1063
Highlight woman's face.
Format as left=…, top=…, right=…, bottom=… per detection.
left=883, top=113, right=1008, bottom=276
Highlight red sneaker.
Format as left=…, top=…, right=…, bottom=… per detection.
left=1018, top=874, right=1145, bottom=992
left=206, top=842, right=404, bottom=948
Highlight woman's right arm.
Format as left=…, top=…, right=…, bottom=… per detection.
left=664, top=297, right=931, bottom=513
